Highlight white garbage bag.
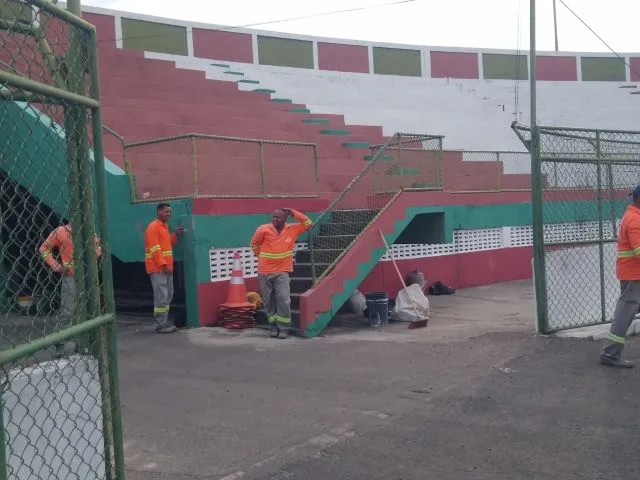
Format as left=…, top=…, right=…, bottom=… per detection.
left=393, top=283, right=431, bottom=323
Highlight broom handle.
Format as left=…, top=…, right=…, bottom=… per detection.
left=379, top=230, right=407, bottom=289
left=379, top=230, right=421, bottom=320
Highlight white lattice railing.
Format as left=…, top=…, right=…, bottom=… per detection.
left=208, top=221, right=616, bottom=281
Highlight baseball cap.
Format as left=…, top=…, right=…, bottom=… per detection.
left=630, top=185, right=640, bottom=200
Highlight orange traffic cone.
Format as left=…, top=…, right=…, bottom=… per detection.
left=216, top=252, right=256, bottom=329
left=221, top=252, right=253, bottom=308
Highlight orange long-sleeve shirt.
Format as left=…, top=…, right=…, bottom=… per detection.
left=145, top=219, right=178, bottom=274
left=250, top=210, right=313, bottom=274
left=39, top=225, right=102, bottom=277
left=617, top=204, right=640, bottom=280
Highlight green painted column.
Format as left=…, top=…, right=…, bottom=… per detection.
left=177, top=211, right=200, bottom=327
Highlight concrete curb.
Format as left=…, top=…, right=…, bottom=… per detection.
left=553, top=316, right=640, bottom=340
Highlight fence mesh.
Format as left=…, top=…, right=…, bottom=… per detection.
left=124, top=134, right=319, bottom=201
left=308, top=133, right=443, bottom=281
left=513, top=123, right=640, bottom=333
left=1, top=1, right=124, bottom=479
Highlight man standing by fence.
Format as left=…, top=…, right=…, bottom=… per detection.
left=145, top=203, right=184, bottom=334
left=251, top=208, right=313, bottom=339
left=600, top=185, right=640, bottom=368
left=39, top=223, right=102, bottom=354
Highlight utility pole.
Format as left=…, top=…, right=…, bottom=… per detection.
left=552, top=0, right=559, bottom=51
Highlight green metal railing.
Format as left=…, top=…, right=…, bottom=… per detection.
left=0, top=1, right=125, bottom=478
left=123, top=133, right=320, bottom=201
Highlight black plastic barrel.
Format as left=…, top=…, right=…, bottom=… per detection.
left=365, top=292, right=389, bottom=327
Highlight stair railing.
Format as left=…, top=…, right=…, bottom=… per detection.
left=308, top=132, right=444, bottom=283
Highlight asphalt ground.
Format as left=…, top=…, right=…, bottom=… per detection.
left=116, top=280, right=640, bottom=480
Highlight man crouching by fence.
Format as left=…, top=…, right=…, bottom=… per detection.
left=145, top=203, right=184, bottom=334
left=40, top=223, right=101, bottom=356
left=251, top=208, right=313, bottom=339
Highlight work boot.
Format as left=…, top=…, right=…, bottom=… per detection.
left=269, top=323, right=279, bottom=338
left=156, top=325, right=177, bottom=334
left=276, top=323, right=290, bottom=339
left=600, top=355, right=634, bottom=368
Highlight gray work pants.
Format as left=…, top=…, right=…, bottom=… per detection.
left=602, top=280, right=640, bottom=360
left=150, top=272, right=174, bottom=330
left=258, top=272, right=291, bottom=329
left=60, top=276, right=76, bottom=326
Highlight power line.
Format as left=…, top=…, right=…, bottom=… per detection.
left=557, top=0, right=640, bottom=81
left=97, top=0, right=419, bottom=44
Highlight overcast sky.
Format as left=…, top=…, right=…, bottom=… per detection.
left=80, top=0, right=638, bottom=54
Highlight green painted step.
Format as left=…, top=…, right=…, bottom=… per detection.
left=224, top=71, right=244, bottom=76
left=412, top=182, right=439, bottom=189
left=210, top=63, right=230, bottom=68
left=271, top=98, right=293, bottom=103
left=237, top=79, right=259, bottom=84
left=302, top=118, right=330, bottom=125
left=342, top=141, right=370, bottom=148
left=320, top=129, right=350, bottom=136
left=254, top=88, right=276, bottom=94
left=363, top=155, right=394, bottom=161
left=387, top=166, right=419, bottom=176
left=289, top=108, right=311, bottom=113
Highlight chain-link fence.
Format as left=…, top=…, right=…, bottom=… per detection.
left=308, top=133, right=443, bottom=282
left=124, top=133, right=319, bottom=201
left=1, top=1, right=124, bottom=478
left=513, top=122, right=640, bottom=333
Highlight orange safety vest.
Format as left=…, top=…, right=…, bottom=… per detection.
left=616, top=204, right=640, bottom=280
left=145, top=219, right=177, bottom=274
left=250, top=210, right=313, bottom=274
left=39, top=225, right=102, bottom=277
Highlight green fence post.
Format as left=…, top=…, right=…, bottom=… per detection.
left=595, top=131, right=607, bottom=323
left=87, top=26, right=126, bottom=480
left=530, top=126, right=549, bottom=333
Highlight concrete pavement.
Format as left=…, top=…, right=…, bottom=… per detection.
left=116, top=279, right=640, bottom=480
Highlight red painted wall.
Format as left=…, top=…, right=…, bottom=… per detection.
left=430, top=51, right=479, bottom=79
left=192, top=197, right=330, bottom=215
left=84, top=12, right=117, bottom=47
left=631, top=58, right=640, bottom=82
left=193, top=29, right=254, bottom=63
left=359, top=246, right=532, bottom=297
left=196, top=246, right=533, bottom=327
left=536, top=56, right=578, bottom=81
left=318, top=42, right=370, bottom=73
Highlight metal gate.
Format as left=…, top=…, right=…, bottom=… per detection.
left=513, top=122, right=640, bottom=334
left=0, top=1, right=125, bottom=479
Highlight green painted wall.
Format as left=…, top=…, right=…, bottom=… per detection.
left=0, top=101, right=192, bottom=263
left=193, top=212, right=321, bottom=283
left=482, top=53, right=529, bottom=80
left=121, top=18, right=188, bottom=56
left=257, top=36, right=314, bottom=69
left=581, top=57, right=626, bottom=82
left=372, top=47, right=422, bottom=77
left=191, top=200, right=632, bottom=285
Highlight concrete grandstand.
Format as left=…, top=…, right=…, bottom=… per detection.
left=2, top=2, right=637, bottom=336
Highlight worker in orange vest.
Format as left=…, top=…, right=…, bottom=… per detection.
left=39, top=223, right=102, bottom=354
left=601, top=185, right=640, bottom=368
left=145, top=203, right=184, bottom=334
left=250, top=208, right=313, bottom=339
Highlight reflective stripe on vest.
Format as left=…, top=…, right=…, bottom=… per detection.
left=617, top=246, right=640, bottom=258
left=259, top=251, right=293, bottom=259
